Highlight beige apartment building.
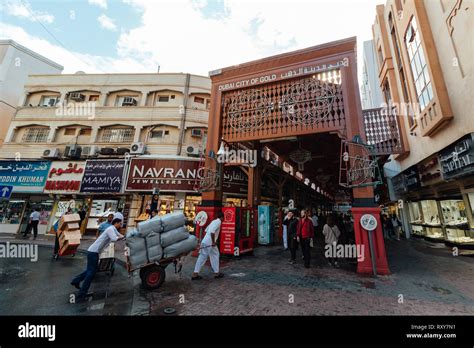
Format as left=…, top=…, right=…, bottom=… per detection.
left=372, top=0, right=474, bottom=248
left=0, top=72, right=212, bottom=235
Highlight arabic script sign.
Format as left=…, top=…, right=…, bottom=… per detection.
left=0, top=161, right=51, bottom=193
left=439, top=134, right=474, bottom=180
left=80, top=160, right=126, bottom=193
left=44, top=161, right=86, bottom=193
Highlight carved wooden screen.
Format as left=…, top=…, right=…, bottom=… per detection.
left=221, top=70, right=346, bottom=142
left=363, top=106, right=404, bottom=155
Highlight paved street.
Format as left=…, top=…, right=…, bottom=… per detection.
left=1, top=234, right=473, bottom=316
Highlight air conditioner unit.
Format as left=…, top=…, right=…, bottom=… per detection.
left=42, top=148, right=60, bottom=159
left=130, top=142, right=145, bottom=155
left=81, top=145, right=99, bottom=158
left=186, top=146, right=201, bottom=157
left=191, top=129, right=203, bottom=137
left=64, top=145, right=82, bottom=159
left=70, top=92, right=85, bottom=102
left=122, top=97, right=137, bottom=106
left=100, top=147, right=115, bottom=156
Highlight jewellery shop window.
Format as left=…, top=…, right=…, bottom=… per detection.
left=408, top=202, right=422, bottom=224
left=0, top=200, right=25, bottom=224
left=467, top=193, right=474, bottom=229
left=184, top=195, right=201, bottom=219
left=158, top=195, right=175, bottom=216
left=420, top=200, right=440, bottom=226
left=440, top=199, right=468, bottom=228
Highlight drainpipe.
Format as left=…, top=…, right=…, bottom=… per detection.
left=177, top=73, right=191, bottom=156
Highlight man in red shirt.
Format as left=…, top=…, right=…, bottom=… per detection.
left=297, top=209, right=314, bottom=268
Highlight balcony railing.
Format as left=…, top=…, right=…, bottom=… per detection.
left=362, top=106, right=405, bottom=155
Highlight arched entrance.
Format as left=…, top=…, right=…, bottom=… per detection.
left=199, top=37, right=394, bottom=275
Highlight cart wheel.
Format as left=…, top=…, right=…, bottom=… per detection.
left=141, top=265, right=166, bottom=290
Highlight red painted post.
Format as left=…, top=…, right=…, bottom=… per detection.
left=352, top=207, right=390, bottom=275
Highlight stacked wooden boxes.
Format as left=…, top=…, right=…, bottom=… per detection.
left=58, top=214, right=82, bottom=255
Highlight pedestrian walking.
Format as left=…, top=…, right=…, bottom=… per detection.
left=113, top=207, right=124, bottom=223
left=284, top=209, right=299, bottom=264
left=192, top=211, right=225, bottom=280
left=282, top=208, right=289, bottom=250
left=23, top=208, right=40, bottom=239
left=391, top=214, right=402, bottom=241
left=71, top=218, right=124, bottom=301
left=311, top=209, right=319, bottom=236
left=296, top=209, right=314, bottom=268
left=323, top=215, right=341, bottom=267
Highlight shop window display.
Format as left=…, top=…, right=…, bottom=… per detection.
left=408, top=202, right=424, bottom=236
left=440, top=200, right=468, bottom=227
left=420, top=200, right=440, bottom=226
left=442, top=199, right=473, bottom=244
left=468, top=193, right=474, bottom=229
left=420, top=200, right=443, bottom=240
left=0, top=200, right=25, bottom=224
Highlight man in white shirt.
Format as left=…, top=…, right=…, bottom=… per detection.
left=23, top=208, right=41, bottom=240
left=113, top=208, right=124, bottom=224
left=71, top=218, right=123, bottom=300
left=192, top=211, right=224, bottom=280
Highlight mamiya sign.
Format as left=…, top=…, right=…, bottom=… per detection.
left=439, top=134, right=474, bottom=180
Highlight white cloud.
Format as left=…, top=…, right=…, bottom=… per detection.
left=0, top=0, right=385, bottom=79
left=88, top=0, right=108, bottom=9
left=0, top=22, right=152, bottom=73
left=2, top=0, right=54, bottom=24
left=117, top=0, right=384, bottom=77
left=98, top=14, right=117, bottom=31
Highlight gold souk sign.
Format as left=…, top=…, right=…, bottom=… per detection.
left=339, top=139, right=382, bottom=188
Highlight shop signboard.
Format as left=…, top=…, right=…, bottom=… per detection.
left=222, top=167, right=248, bottom=194
left=439, top=133, right=474, bottom=181
left=126, top=158, right=247, bottom=193
left=80, top=160, right=126, bottom=193
left=44, top=161, right=86, bottom=194
left=405, top=165, right=421, bottom=190
left=0, top=161, right=51, bottom=193
left=220, top=207, right=236, bottom=255
left=417, top=155, right=442, bottom=187
left=126, top=158, right=204, bottom=192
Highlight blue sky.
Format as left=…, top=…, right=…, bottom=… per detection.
left=0, top=0, right=384, bottom=76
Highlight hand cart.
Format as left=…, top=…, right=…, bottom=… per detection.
left=98, top=242, right=116, bottom=276
left=125, top=247, right=188, bottom=290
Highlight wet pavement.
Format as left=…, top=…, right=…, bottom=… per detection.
left=0, top=242, right=134, bottom=315
left=0, top=233, right=473, bottom=315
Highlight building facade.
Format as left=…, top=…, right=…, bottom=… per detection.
left=372, top=0, right=474, bottom=248
left=360, top=40, right=384, bottom=109
left=0, top=40, right=63, bottom=145
left=0, top=72, right=212, bottom=235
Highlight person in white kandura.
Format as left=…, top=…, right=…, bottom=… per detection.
left=192, top=211, right=225, bottom=280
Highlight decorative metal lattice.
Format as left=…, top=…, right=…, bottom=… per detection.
left=339, top=139, right=383, bottom=188
left=195, top=167, right=220, bottom=192
left=363, top=106, right=404, bottom=155
left=221, top=72, right=345, bottom=142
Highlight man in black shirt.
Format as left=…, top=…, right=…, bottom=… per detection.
left=283, top=209, right=299, bottom=264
